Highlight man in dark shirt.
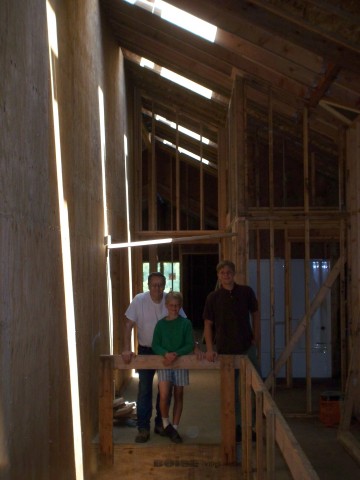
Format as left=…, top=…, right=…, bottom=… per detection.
left=202, top=259, right=261, bottom=441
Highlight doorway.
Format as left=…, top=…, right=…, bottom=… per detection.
left=182, top=253, right=218, bottom=331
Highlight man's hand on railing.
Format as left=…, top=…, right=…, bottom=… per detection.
left=194, top=341, right=205, bottom=360
left=121, top=351, right=135, bottom=364
left=205, top=350, right=218, bottom=362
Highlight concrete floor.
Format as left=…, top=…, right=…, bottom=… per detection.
left=110, top=370, right=360, bottom=479
left=274, top=379, right=360, bottom=479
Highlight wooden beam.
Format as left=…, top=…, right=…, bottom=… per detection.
left=306, top=63, right=341, bottom=109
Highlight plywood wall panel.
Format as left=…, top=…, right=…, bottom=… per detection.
left=0, top=1, right=130, bottom=478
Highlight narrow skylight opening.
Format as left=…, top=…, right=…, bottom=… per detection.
left=139, top=55, right=213, bottom=99
left=124, top=0, right=217, bottom=42
left=155, top=114, right=210, bottom=145
left=160, top=67, right=212, bottom=99
left=157, top=1, right=217, bottom=42
left=160, top=138, right=212, bottom=167
left=140, top=58, right=154, bottom=69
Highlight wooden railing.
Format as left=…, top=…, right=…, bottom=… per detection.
left=99, top=354, right=319, bottom=479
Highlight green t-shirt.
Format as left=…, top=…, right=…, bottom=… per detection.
left=152, top=316, right=194, bottom=356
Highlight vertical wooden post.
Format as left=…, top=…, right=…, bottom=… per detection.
left=176, top=111, right=180, bottom=231
left=285, top=231, right=293, bottom=387
left=303, top=106, right=312, bottom=414
left=200, top=122, right=204, bottom=230
left=233, top=217, right=247, bottom=284
left=149, top=105, right=158, bottom=274
left=269, top=223, right=275, bottom=394
left=99, top=356, right=114, bottom=466
left=255, top=389, right=265, bottom=480
left=268, top=87, right=274, bottom=210
left=133, top=87, right=143, bottom=233
left=340, top=218, right=347, bottom=390
left=266, top=410, right=275, bottom=480
left=256, top=229, right=262, bottom=361
left=234, top=75, right=246, bottom=218
left=245, top=359, right=253, bottom=477
left=220, top=356, right=236, bottom=465
left=149, top=102, right=157, bottom=231
left=240, top=356, right=250, bottom=478
left=218, top=127, right=227, bottom=231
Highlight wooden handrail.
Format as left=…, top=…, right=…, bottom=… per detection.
left=99, top=354, right=319, bottom=479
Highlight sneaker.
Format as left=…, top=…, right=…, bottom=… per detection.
left=154, top=424, right=166, bottom=436
left=135, top=429, right=150, bottom=443
left=164, top=424, right=183, bottom=444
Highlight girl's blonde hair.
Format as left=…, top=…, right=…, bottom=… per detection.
left=165, top=291, right=183, bottom=306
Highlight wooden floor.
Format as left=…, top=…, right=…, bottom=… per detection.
left=94, top=370, right=360, bottom=480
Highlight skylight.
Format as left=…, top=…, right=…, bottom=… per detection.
left=125, top=0, right=217, bottom=42
left=162, top=138, right=209, bottom=165
left=139, top=55, right=213, bottom=99
left=125, top=1, right=216, bottom=99
left=160, top=68, right=212, bottom=99
left=154, top=114, right=210, bottom=145
left=157, top=136, right=217, bottom=170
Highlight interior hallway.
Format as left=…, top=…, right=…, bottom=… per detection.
left=100, top=369, right=360, bottom=479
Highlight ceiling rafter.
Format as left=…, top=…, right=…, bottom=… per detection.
left=165, top=0, right=360, bottom=72
left=100, top=0, right=359, bottom=205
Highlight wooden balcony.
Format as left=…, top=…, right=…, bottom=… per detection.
left=97, top=354, right=319, bottom=479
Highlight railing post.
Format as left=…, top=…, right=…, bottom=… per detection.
left=245, top=358, right=253, bottom=476
left=266, top=409, right=275, bottom=480
left=220, top=355, right=236, bottom=464
left=255, top=389, right=265, bottom=479
left=239, top=356, right=249, bottom=477
left=99, top=356, right=114, bottom=466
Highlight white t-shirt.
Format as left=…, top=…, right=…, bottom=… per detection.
left=125, top=291, right=186, bottom=347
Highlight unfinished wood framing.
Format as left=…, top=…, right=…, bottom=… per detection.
left=338, top=118, right=360, bottom=465
left=264, top=255, right=345, bottom=389
left=285, top=229, right=293, bottom=387
left=149, top=103, right=157, bottom=231
left=217, top=127, right=227, bottom=231
left=303, top=107, right=312, bottom=412
left=122, top=23, right=356, bottom=472
left=199, top=123, right=205, bottom=230
left=98, top=354, right=320, bottom=479
left=175, top=111, right=180, bottom=230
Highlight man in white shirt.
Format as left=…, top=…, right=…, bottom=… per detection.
left=122, top=272, right=186, bottom=443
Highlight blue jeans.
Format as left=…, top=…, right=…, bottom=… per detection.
left=137, top=345, right=162, bottom=431
left=235, top=344, right=261, bottom=426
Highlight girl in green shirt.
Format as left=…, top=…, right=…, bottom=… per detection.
left=152, top=291, right=194, bottom=443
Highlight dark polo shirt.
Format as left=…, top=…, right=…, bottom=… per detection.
left=203, top=283, right=258, bottom=354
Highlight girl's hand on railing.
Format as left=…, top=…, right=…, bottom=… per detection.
left=163, top=352, right=177, bottom=365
